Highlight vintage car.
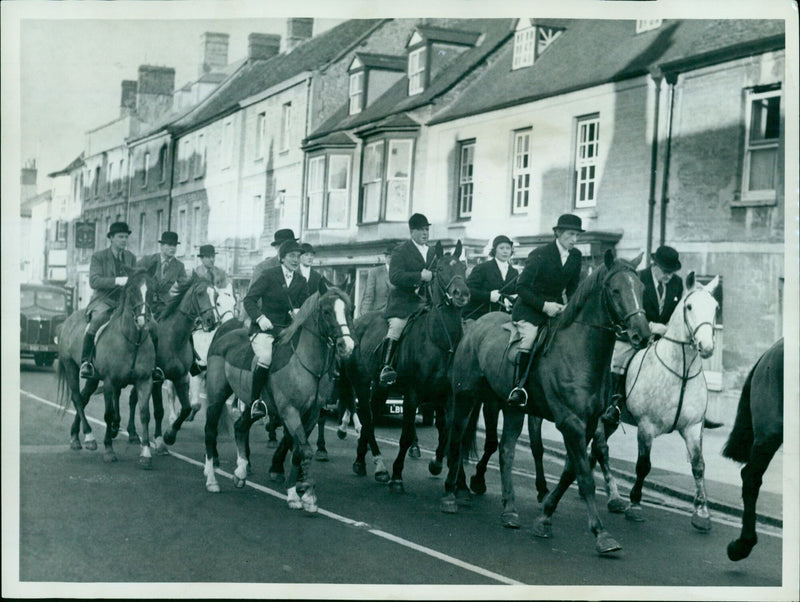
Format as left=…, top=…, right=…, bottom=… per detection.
left=20, top=283, right=72, bottom=367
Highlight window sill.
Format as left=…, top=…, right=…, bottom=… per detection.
left=732, top=194, right=777, bottom=208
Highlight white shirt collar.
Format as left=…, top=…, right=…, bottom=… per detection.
left=555, top=239, right=570, bottom=264
left=494, top=257, right=509, bottom=278
left=300, top=265, right=311, bottom=279
left=282, top=266, right=294, bottom=282
left=412, top=240, right=428, bottom=259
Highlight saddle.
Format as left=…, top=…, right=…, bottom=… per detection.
left=213, top=327, right=302, bottom=375
left=501, top=320, right=553, bottom=364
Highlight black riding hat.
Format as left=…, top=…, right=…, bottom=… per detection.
left=408, top=213, right=431, bottom=230
left=279, top=239, right=304, bottom=259
left=107, top=221, right=131, bottom=238
left=651, top=245, right=681, bottom=273
left=553, top=214, right=584, bottom=233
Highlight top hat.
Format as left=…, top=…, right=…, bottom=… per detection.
left=107, top=221, right=132, bottom=238
left=198, top=244, right=216, bottom=257
left=300, top=243, right=315, bottom=255
left=158, top=231, right=180, bottom=245
left=271, top=228, right=298, bottom=247
left=651, top=245, right=681, bottom=273
left=279, top=239, right=304, bottom=259
left=408, top=213, right=431, bottom=230
left=553, top=214, right=585, bottom=233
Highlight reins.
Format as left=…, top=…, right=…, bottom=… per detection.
left=424, top=255, right=466, bottom=358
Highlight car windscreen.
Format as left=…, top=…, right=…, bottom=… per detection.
left=21, top=288, right=35, bottom=309
left=35, top=290, right=67, bottom=312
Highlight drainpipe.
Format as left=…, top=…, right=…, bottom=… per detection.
left=659, top=71, right=678, bottom=247
left=299, top=76, right=313, bottom=239
left=125, top=143, right=133, bottom=223
left=646, top=69, right=663, bottom=265
left=166, top=133, right=176, bottom=230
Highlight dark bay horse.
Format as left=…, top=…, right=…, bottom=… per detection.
left=127, top=274, right=217, bottom=452
left=443, top=250, right=650, bottom=555
left=723, top=338, right=783, bottom=561
left=343, top=241, right=470, bottom=493
left=203, top=284, right=355, bottom=513
left=57, top=269, right=157, bottom=467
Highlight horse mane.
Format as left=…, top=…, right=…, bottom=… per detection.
left=277, top=291, right=321, bottom=345
left=557, top=264, right=607, bottom=330
left=159, top=273, right=207, bottom=320
left=110, top=268, right=149, bottom=320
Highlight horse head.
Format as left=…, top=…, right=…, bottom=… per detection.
left=676, top=272, right=719, bottom=359
left=214, top=285, right=237, bottom=323
left=431, top=240, right=470, bottom=308
left=316, top=281, right=355, bottom=360
left=603, top=249, right=650, bottom=348
left=180, top=275, right=218, bottom=332
left=124, top=269, right=151, bottom=330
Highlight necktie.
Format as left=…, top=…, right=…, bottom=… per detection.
left=657, top=282, right=664, bottom=312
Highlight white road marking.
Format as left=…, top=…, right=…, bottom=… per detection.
left=22, top=389, right=524, bottom=586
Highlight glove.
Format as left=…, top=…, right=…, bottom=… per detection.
left=420, top=269, right=433, bottom=282
left=489, top=290, right=501, bottom=303
left=543, top=301, right=564, bottom=317
left=114, top=277, right=128, bottom=286
left=289, top=308, right=301, bottom=318
left=649, top=322, right=668, bottom=336
left=257, top=315, right=272, bottom=331
left=502, top=297, right=513, bottom=312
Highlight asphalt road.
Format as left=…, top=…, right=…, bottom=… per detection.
left=12, top=362, right=785, bottom=595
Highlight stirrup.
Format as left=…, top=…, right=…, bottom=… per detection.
left=602, top=404, right=621, bottom=426
left=80, top=361, right=98, bottom=380
left=251, top=399, right=268, bottom=420
left=152, top=366, right=165, bottom=383
left=379, top=365, right=397, bottom=386
left=507, top=386, right=528, bottom=407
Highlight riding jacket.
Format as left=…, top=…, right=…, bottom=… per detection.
left=137, top=253, right=188, bottom=318
left=512, top=241, right=582, bottom=326
left=194, top=264, right=229, bottom=288
left=384, top=240, right=435, bottom=320
left=243, top=265, right=308, bottom=335
left=86, top=247, right=137, bottom=314
left=639, top=267, right=683, bottom=325
left=464, top=258, right=519, bottom=319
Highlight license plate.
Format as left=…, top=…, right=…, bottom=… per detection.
left=25, top=344, right=50, bottom=351
left=387, top=403, right=403, bottom=414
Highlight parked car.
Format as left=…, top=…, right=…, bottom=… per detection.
left=20, top=283, right=72, bottom=367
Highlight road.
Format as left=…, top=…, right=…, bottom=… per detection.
left=12, top=362, right=785, bottom=595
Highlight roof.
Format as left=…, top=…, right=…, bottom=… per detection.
left=431, top=19, right=785, bottom=125
left=169, top=19, right=385, bottom=135
left=352, top=52, right=406, bottom=72
left=48, top=153, right=84, bottom=178
left=412, top=25, right=482, bottom=47
left=307, top=18, right=515, bottom=142
left=302, top=131, right=358, bottom=151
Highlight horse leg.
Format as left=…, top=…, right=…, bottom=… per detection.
left=442, top=391, right=475, bottom=512
left=101, top=382, right=118, bottom=463
left=151, top=382, right=168, bottom=455
left=164, top=374, right=191, bottom=445
left=127, top=387, right=141, bottom=444
left=470, top=401, right=497, bottom=495
left=67, top=363, right=96, bottom=450
left=232, top=411, right=257, bottom=489
left=280, top=403, right=316, bottom=512
left=625, top=425, right=654, bottom=523
left=428, top=402, right=447, bottom=476
left=498, top=407, right=525, bottom=528
left=389, top=390, right=418, bottom=493
left=528, top=415, right=550, bottom=503
left=135, top=379, right=154, bottom=470
left=315, top=412, right=328, bottom=462
left=270, top=432, right=293, bottom=483
left=265, top=403, right=280, bottom=448
left=203, top=362, right=231, bottom=492
left=681, top=422, right=711, bottom=532
left=591, top=422, right=626, bottom=513
left=727, top=434, right=782, bottom=560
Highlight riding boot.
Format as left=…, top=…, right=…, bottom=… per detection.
left=507, top=350, right=531, bottom=407
left=79, top=332, right=98, bottom=380
left=250, top=365, right=271, bottom=420
left=149, top=327, right=165, bottom=383
left=189, top=334, right=203, bottom=376
left=378, top=338, right=398, bottom=386
left=602, top=373, right=626, bottom=427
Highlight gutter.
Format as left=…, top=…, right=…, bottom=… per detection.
left=645, top=70, right=663, bottom=263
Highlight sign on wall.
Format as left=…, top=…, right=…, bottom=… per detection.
left=74, top=221, right=95, bottom=249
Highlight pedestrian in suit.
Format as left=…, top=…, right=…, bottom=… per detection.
left=379, top=213, right=435, bottom=386
left=243, top=239, right=309, bottom=419
left=137, top=231, right=189, bottom=319
left=298, top=243, right=329, bottom=297
left=193, top=244, right=229, bottom=289
left=359, top=244, right=393, bottom=317
left=250, top=228, right=299, bottom=288
left=463, top=235, right=519, bottom=320
left=507, top=214, right=584, bottom=406
left=604, top=245, right=684, bottom=425
left=79, top=221, right=137, bottom=379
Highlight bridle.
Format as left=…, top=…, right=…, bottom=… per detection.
left=291, top=293, right=354, bottom=383
left=425, top=255, right=467, bottom=308
left=599, top=265, right=647, bottom=338
left=180, top=282, right=218, bottom=331
left=660, top=289, right=717, bottom=351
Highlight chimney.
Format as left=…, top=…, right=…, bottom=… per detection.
left=21, top=160, right=37, bottom=203
left=199, top=32, right=230, bottom=77
left=120, top=80, right=138, bottom=117
left=136, top=65, right=175, bottom=124
left=248, top=33, right=281, bottom=60
left=286, top=18, right=313, bottom=52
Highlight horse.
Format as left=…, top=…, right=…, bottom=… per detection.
left=443, top=250, right=650, bottom=555
left=343, top=241, right=470, bottom=493
left=56, top=269, right=157, bottom=467
left=124, top=273, right=218, bottom=453
left=591, top=273, right=721, bottom=530
left=723, top=338, right=783, bottom=561
left=202, top=283, right=355, bottom=513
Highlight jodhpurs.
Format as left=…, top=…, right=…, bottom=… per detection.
left=610, top=340, right=637, bottom=375
left=513, top=320, right=539, bottom=352
left=386, top=317, right=409, bottom=341
left=86, top=303, right=112, bottom=335
left=250, top=332, right=274, bottom=368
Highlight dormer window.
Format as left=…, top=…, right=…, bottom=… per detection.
left=408, top=46, right=427, bottom=96
left=513, top=19, right=563, bottom=70
left=636, top=19, right=663, bottom=34
left=349, top=71, right=364, bottom=115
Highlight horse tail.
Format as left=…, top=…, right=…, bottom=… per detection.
left=722, top=362, right=756, bottom=462
left=56, top=358, right=72, bottom=415
left=703, top=417, right=724, bottom=429
left=464, top=400, right=482, bottom=461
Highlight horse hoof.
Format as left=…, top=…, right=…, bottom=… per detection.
left=428, top=460, right=443, bottom=475
left=153, top=439, right=169, bottom=456
left=110, top=426, right=120, bottom=439
left=531, top=516, right=552, bottom=537
left=727, top=538, right=755, bottom=561
left=389, top=479, right=405, bottom=493
left=247, top=464, right=253, bottom=476
left=353, top=461, right=366, bottom=477
left=375, top=470, right=390, bottom=484
left=186, top=405, right=200, bottom=422
left=337, top=428, right=347, bottom=440
left=269, top=471, right=284, bottom=484
left=128, top=434, right=141, bottom=445
left=103, top=451, right=117, bottom=463
left=456, top=489, right=474, bottom=506
left=607, top=497, right=629, bottom=514
left=315, top=449, right=329, bottom=462
left=502, top=511, right=522, bottom=530
left=409, top=445, right=421, bottom=459
left=692, top=513, right=712, bottom=532
left=163, top=430, right=176, bottom=446
left=469, top=475, right=487, bottom=495
left=596, top=532, right=622, bottom=555
left=70, top=439, right=82, bottom=451
left=138, top=456, right=153, bottom=470
left=625, top=505, right=646, bottom=522
left=206, top=482, right=220, bottom=493
left=233, top=475, right=246, bottom=489
left=440, top=495, right=457, bottom=514
left=267, top=438, right=278, bottom=449
left=537, top=489, right=549, bottom=504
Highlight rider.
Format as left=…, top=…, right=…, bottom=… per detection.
left=137, top=231, right=188, bottom=382
left=194, top=244, right=229, bottom=289
left=298, top=242, right=328, bottom=295
left=507, top=214, right=584, bottom=407
left=80, top=221, right=137, bottom=380
left=603, top=245, right=684, bottom=426
left=250, top=228, right=299, bottom=288
left=464, top=234, right=519, bottom=320
left=359, top=243, right=394, bottom=317
left=379, top=213, right=435, bottom=386
left=243, top=239, right=309, bottom=420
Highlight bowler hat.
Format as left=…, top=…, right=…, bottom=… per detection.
left=553, top=214, right=585, bottom=233
left=198, top=244, right=216, bottom=257
left=158, top=231, right=180, bottom=245
left=279, top=239, right=304, bottom=259
left=651, top=245, right=681, bottom=273
left=300, top=243, right=315, bottom=255
left=408, top=213, right=431, bottom=230
left=271, top=228, right=298, bottom=247
left=107, top=221, right=132, bottom=238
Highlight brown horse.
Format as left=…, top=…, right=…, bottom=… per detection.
left=202, top=283, right=355, bottom=513
left=57, top=269, right=157, bottom=467
left=723, top=338, right=783, bottom=561
left=343, top=241, right=471, bottom=493
left=443, top=250, right=650, bottom=555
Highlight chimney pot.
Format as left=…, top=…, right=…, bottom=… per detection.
left=199, top=32, right=230, bottom=76
left=286, top=18, right=313, bottom=52
left=248, top=33, right=281, bottom=60
left=120, top=80, right=138, bottom=116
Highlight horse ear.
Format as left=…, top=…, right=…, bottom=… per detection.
left=318, top=279, right=328, bottom=296
left=704, top=275, right=719, bottom=294
left=435, top=241, right=443, bottom=258
left=630, top=252, right=644, bottom=270
left=685, top=271, right=696, bottom=290
left=454, top=240, right=462, bottom=260
left=604, top=248, right=615, bottom=269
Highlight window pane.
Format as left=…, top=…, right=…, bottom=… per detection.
left=329, top=155, right=350, bottom=190
left=748, top=148, right=776, bottom=191
left=363, top=142, right=383, bottom=181
left=327, top=191, right=348, bottom=228
left=749, top=96, right=780, bottom=143
left=21, top=289, right=34, bottom=308
left=307, top=157, right=325, bottom=229
left=387, top=140, right=411, bottom=178
left=307, top=193, right=324, bottom=229
left=362, top=182, right=381, bottom=222
left=36, top=291, right=66, bottom=312
left=385, top=181, right=409, bottom=220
